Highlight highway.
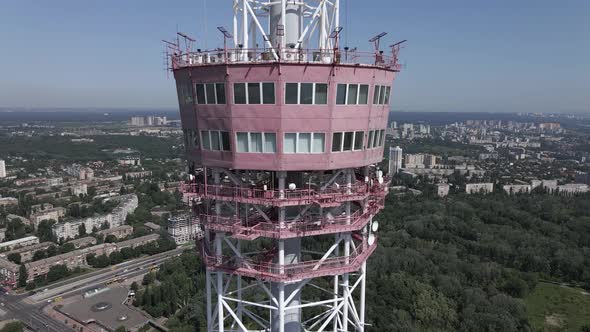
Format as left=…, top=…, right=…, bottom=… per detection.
left=0, top=245, right=194, bottom=331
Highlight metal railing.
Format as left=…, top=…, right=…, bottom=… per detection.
left=204, top=238, right=377, bottom=282
left=170, top=47, right=401, bottom=71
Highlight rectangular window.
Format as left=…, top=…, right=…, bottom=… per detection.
left=205, top=83, right=216, bottom=104
left=332, top=132, right=343, bottom=152
left=312, top=133, right=325, bottom=153
left=262, top=82, right=275, bottom=104
left=264, top=133, right=277, bottom=153
left=250, top=133, right=263, bottom=152
left=359, top=85, right=369, bottom=104
left=211, top=131, right=221, bottom=150
left=300, top=83, right=314, bottom=104
left=315, top=84, right=328, bottom=104
left=336, top=84, right=347, bottom=105
left=234, top=83, right=246, bottom=104
left=201, top=130, right=211, bottom=150
left=221, top=131, right=230, bottom=151
left=195, top=84, right=206, bottom=104
left=285, top=83, right=299, bottom=104
left=372, top=130, right=378, bottom=148
left=284, top=133, right=297, bottom=153
left=354, top=131, right=364, bottom=150
left=379, top=86, right=386, bottom=105
left=248, top=83, right=261, bottom=104
left=367, top=130, right=374, bottom=149
left=298, top=133, right=311, bottom=153
left=216, top=83, right=226, bottom=104
left=380, top=130, right=386, bottom=146
left=347, top=85, right=358, bottom=105
left=236, top=132, right=249, bottom=152
left=343, top=132, right=354, bottom=151
left=384, top=86, right=391, bottom=105
left=373, top=85, right=381, bottom=104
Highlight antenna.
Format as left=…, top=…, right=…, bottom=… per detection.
left=389, top=39, right=407, bottom=68
left=369, top=32, right=387, bottom=52
left=217, top=26, right=233, bottom=62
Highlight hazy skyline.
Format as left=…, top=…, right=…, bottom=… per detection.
left=0, top=0, right=588, bottom=113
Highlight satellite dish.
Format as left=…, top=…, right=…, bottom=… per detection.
left=288, top=183, right=297, bottom=190
left=368, top=233, right=376, bottom=246
left=371, top=220, right=379, bottom=232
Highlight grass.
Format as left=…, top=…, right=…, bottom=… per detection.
left=525, top=281, right=590, bottom=332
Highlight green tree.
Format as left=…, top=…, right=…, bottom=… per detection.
left=46, top=265, right=69, bottom=282
left=36, top=219, right=56, bottom=242
left=17, top=264, right=27, bottom=288
left=0, top=321, right=24, bottom=332
left=6, top=253, right=21, bottom=264
left=78, top=223, right=87, bottom=237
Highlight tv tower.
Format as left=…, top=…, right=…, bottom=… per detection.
left=168, top=1, right=405, bottom=331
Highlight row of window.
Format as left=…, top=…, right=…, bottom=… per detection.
left=184, top=130, right=385, bottom=154
left=178, top=82, right=392, bottom=106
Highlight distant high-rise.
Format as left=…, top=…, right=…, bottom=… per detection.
left=0, top=160, right=6, bottom=178
left=389, top=146, right=403, bottom=174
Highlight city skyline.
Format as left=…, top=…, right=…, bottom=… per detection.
left=0, top=0, right=588, bottom=113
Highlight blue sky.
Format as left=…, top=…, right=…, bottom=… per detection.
left=0, top=0, right=588, bottom=113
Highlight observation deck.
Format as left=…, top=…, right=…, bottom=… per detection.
left=180, top=178, right=389, bottom=208
left=203, top=238, right=377, bottom=283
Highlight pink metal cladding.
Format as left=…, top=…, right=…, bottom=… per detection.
left=203, top=238, right=378, bottom=283
left=180, top=178, right=389, bottom=208
left=199, top=199, right=384, bottom=240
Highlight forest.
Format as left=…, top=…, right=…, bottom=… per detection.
left=134, top=192, right=590, bottom=331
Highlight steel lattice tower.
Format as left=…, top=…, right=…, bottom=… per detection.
left=168, top=1, right=404, bottom=331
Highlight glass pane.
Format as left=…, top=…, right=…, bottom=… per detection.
left=347, top=84, right=358, bottom=105
left=248, top=83, right=261, bottom=104
left=301, top=83, right=314, bottom=104
left=354, top=131, right=363, bottom=150
left=262, top=82, right=275, bottom=104
left=206, top=83, right=216, bottom=104
left=315, top=84, right=328, bottom=104
left=221, top=131, right=230, bottom=151
left=384, top=86, right=391, bottom=105
left=264, top=133, right=276, bottom=153
left=332, top=132, right=343, bottom=152
left=195, top=84, right=206, bottom=104
left=211, top=131, right=221, bottom=150
left=336, top=84, right=347, bottom=105
left=371, top=130, right=378, bottom=147
left=379, top=86, right=386, bottom=104
left=380, top=130, right=385, bottom=146
left=216, top=83, right=226, bottom=104
left=358, top=85, right=369, bottom=104
left=367, top=131, right=374, bottom=149
left=236, top=132, right=249, bottom=152
left=201, top=130, right=211, bottom=150
left=298, top=133, right=311, bottom=153
left=312, top=133, right=325, bottom=153
left=234, top=83, right=246, bottom=104
left=285, top=83, right=299, bottom=104
left=284, top=133, right=297, bottom=153
left=373, top=85, right=380, bottom=104
left=343, top=132, right=354, bottom=151
left=250, top=133, right=263, bottom=152
left=193, top=130, right=199, bottom=147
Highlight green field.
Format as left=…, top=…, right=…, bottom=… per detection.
left=525, top=282, right=590, bottom=331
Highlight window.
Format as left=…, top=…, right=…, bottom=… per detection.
left=285, top=83, right=299, bottom=104
left=194, top=83, right=226, bottom=104
left=284, top=133, right=297, bottom=153
left=379, top=86, right=386, bottom=105
left=336, top=84, right=347, bottom=105
left=201, top=130, right=210, bottom=150
left=332, top=132, right=343, bottom=152
left=315, top=84, right=328, bottom=104
left=234, top=83, right=247, bottom=104
left=237, top=132, right=249, bottom=152
left=354, top=131, right=364, bottom=150
left=178, top=82, right=193, bottom=105
left=343, top=132, right=354, bottom=151
left=373, top=85, right=381, bottom=105
left=367, top=130, right=374, bottom=149
left=264, top=133, right=277, bottom=153
left=358, top=85, right=369, bottom=104
left=216, top=83, right=226, bottom=104
left=234, top=82, right=275, bottom=104
left=285, top=83, right=329, bottom=105
left=248, top=83, right=261, bottom=104
left=205, top=83, right=216, bottom=104
left=201, top=130, right=230, bottom=151
left=195, top=84, right=206, bottom=104
left=383, top=86, right=391, bottom=105
left=284, top=133, right=325, bottom=153
left=236, top=132, right=276, bottom=153
left=347, top=84, right=358, bottom=105
left=379, top=130, right=385, bottom=147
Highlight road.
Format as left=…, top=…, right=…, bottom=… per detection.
left=0, top=245, right=193, bottom=331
